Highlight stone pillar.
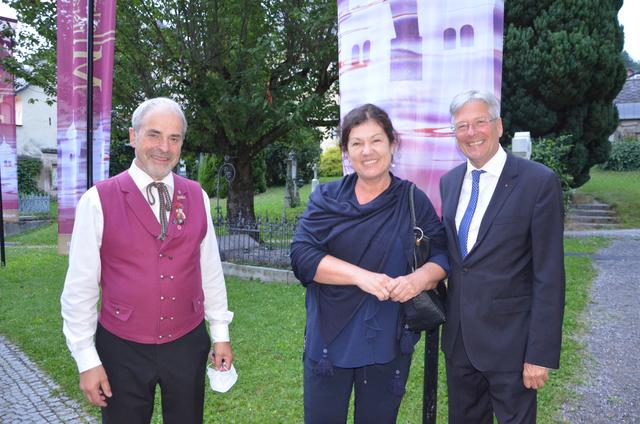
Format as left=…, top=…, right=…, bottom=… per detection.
left=285, top=150, right=300, bottom=208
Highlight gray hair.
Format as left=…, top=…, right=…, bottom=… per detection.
left=131, top=97, right=188, bottom=137
left=449, top=90, right=501, bottom=122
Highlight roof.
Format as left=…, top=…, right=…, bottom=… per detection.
left=614, top=74, right=640, bottom=120
left=614, top=75, right=640, bottom=104
left=15, top=78, right=28, bottom=93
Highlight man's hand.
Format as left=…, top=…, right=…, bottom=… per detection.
left=210, top=342, right=234, bottom=371
left=79, top=365, right=112, bottom=407
left=523, top=362, right=549, bottom=389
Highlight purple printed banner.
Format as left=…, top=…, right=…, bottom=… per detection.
left=0, top=16, right=19, bottom=222
left=57, top=0, right=116, bottom=253
left=337, top=0, right=504, bottom=213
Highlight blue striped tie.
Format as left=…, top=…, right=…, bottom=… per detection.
left=458, top=170, right=485, bottom=258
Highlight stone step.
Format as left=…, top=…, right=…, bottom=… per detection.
left=567, top=215, right=619, bottom=224
left=568, top=209, right=617, bottom=217
left=572, top=203, right=614, bottom=211
left=565, top=222, right=620, bottom=230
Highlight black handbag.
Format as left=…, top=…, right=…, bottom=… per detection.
left=402, top=183, right=447, bottom=332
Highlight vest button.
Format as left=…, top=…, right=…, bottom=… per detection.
left=160, top=296, right=165, bottom=300
left=160, top=274, right=165, bottom=279
left=171, top=297, right=176, bottom=301
left=160, top=316, right=164, bottom=320
left=115, top=309, right=120, bottom=315
left=158, top=335, right=163, bottom=339
left=159, top=253, right=163, bottom=258
left=168, top=334, right=173, bottom=338
left=170, top=316, right=175, bottom=320
left=170, top=275, right=174, bottom=280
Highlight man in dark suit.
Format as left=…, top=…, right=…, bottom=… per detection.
left=439, top=90, right=565, bottom=423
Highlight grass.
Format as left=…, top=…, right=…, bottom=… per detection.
left=576, top=168, right=640, bottom=228
left=0, top=221, right=608, bottom=423
left=211, top=176, right=341, bottom=221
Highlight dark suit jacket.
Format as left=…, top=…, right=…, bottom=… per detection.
left=439, top=153, right=565, bottom=372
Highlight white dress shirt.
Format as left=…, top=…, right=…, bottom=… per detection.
left=61, top=160, right=233, bottom=373
left=455, top=146, right=507, bottom=255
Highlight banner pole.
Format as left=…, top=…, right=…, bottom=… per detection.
left=86, top=0, right=94, bottom=189
left=0, top=165, right=5, bottom=267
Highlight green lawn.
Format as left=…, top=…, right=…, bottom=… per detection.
left=576, top=168, right=640, bottom=228
left=211, top=176, right=341, bottom=221
left=0, top=221, right=607, bottom=423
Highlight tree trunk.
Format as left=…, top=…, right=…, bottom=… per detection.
left=227, top=155, right=255, bottom=226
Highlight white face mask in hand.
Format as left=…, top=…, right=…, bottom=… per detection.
left=207, top=364, right=238, bottom=393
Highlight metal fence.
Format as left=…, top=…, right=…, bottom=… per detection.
left=19, top=195, right=51, bottom=215
left=215, top=213, right=298, bottom=269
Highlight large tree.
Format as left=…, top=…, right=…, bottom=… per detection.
left=502, top=0, right=627, bottom=187
left=3, top=0, right=338, bottom=222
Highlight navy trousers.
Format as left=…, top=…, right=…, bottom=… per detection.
left=303, top=353, right=412, bottom=424
left=445, top=325, right=537, bottom=424
left=96, top=321, right=211, bottom=424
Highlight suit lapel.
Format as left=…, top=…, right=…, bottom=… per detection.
left=117, top=173, right=162, bottom=238
left=443, top=164, right=466, bottom=260
left=472, top=154, right=519, bottom=252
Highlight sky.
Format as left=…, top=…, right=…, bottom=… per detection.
left=0, top=1, right=639, bottom=60
left=618, top=1, right=639, bottom=61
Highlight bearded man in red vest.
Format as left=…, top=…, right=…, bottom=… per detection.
left=61, top=97, right=234, bottom=423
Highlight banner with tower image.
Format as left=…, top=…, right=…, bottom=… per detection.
left=56, top=0, right=116, bottom=254
left=0, top=16, right=18, bottom=222
left=337, top=0, right=504, bottom=213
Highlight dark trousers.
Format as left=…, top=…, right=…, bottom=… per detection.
left=303, top=353, right=412, bottom=424
left=445, top=325, right=536, bottom=424
left=96, top=321, right=211, bottom=424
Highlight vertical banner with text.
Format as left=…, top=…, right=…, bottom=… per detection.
left=0, top=17, right=19, bottom=222
left=337, top=0, right=504, bottom=213
left=57, top=0, right=116, bottom=253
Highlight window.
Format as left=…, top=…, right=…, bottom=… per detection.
left=461, top=25, right=474, bottom=47
left=362, top=40, right=371, bottom=64
left=351, top=44, right=360, bottom=66
left=14, top=96, right=23, bottom=126
left=443, top=28, right=456, bottom=50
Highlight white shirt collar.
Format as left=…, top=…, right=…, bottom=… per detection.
left=465, top=145, right=507, bottom=178
left=128, top=159, right=174, bottom=192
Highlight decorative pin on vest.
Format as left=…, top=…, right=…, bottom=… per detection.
left=174, top=190, right=187, bottom=230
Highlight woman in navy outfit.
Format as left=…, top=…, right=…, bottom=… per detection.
left=291, top=104, right=449, bottom=423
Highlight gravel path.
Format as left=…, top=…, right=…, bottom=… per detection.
left=562, top=236, right=640, bottom=423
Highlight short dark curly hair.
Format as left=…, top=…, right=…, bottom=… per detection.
left=339, top=104, right=399, bottom=152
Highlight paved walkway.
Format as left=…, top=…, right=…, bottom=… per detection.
left=0, top=335, right=97, bottom=424
left=1, top=229, right=638, bottom=422
left=561, top=234, right=640, bottom=423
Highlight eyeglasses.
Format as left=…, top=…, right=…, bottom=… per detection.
left=451, top=117, right=498, bottom=134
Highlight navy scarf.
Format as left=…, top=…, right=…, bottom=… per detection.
left=293, top=173, right=415, bottom=345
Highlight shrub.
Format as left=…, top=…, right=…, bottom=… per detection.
left=601, top=138, right=640, bottom=171
left=17, top=156, right=44, bottom=195
left=319, top=146, right=343, bottom=177
left=529, top=135, right=574, bottom=203
left=198, top=154, right=220, bottom=197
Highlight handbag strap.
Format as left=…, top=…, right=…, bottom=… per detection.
left=409, top=184, right=424, bottom=247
